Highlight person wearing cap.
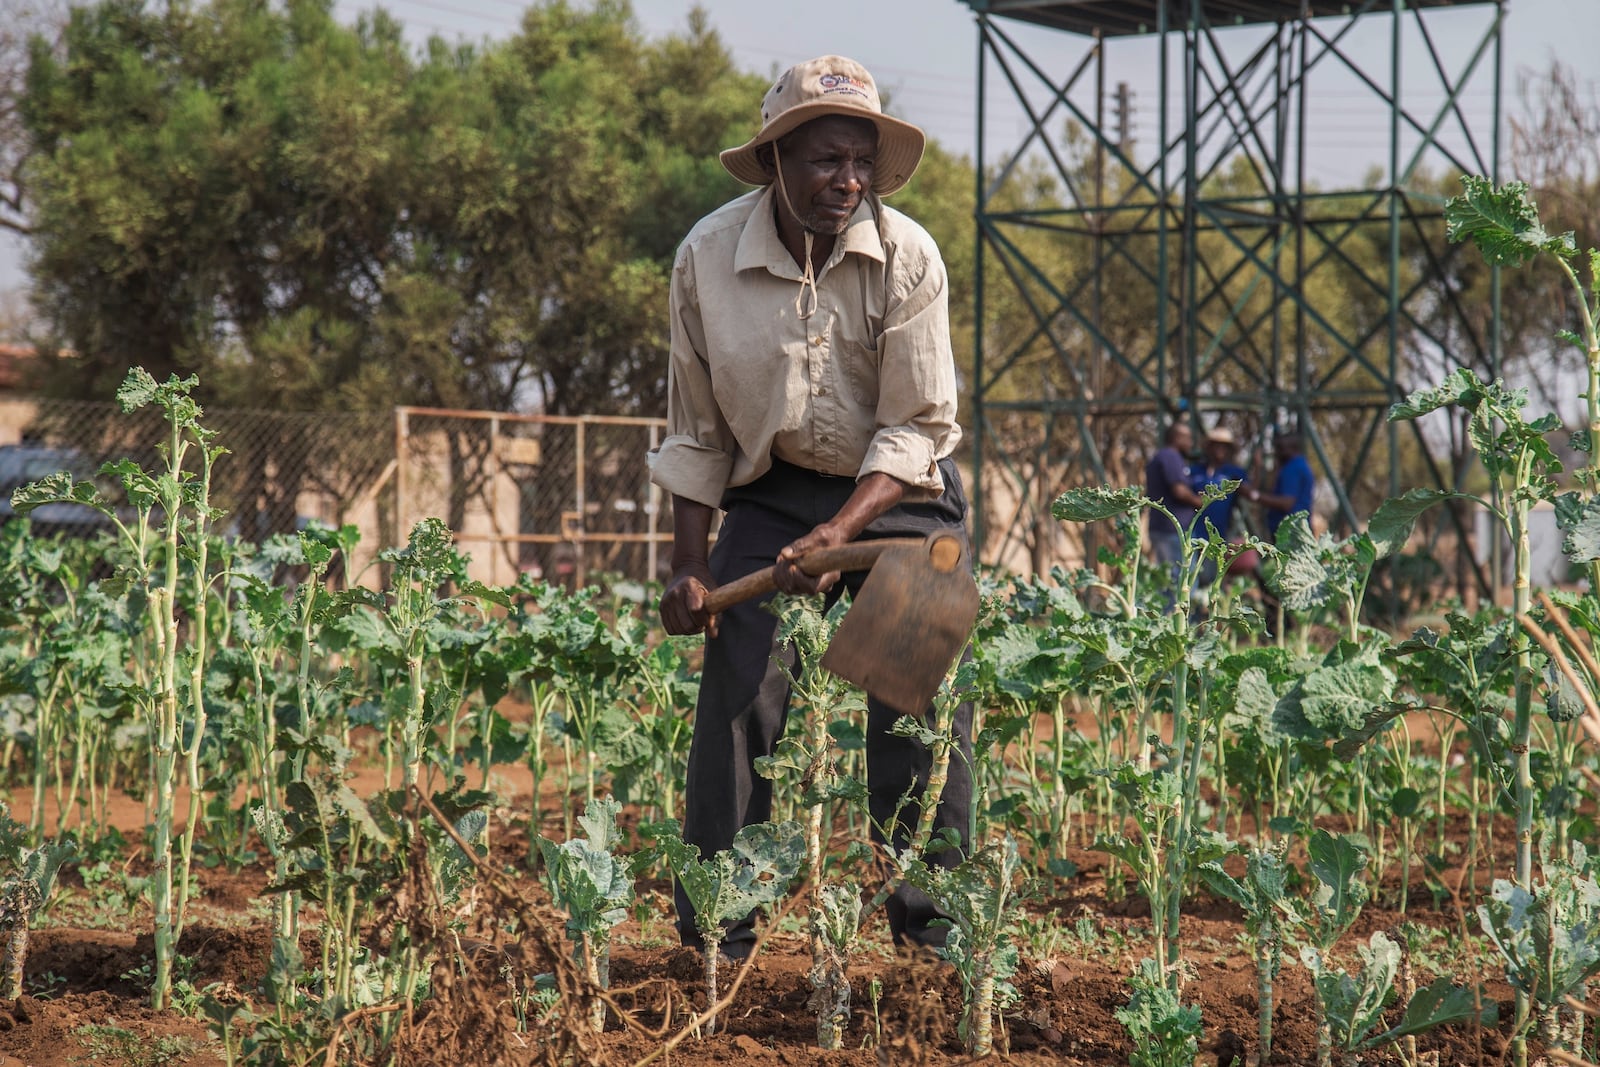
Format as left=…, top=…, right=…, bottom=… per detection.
left=1193, top=425, right=1249, bottom=545
left=649, top=56, right=971, bottom=961
left=1191, top=424, right=1252, bottom=593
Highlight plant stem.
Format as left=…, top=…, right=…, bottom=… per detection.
left=404, top=651, right=426, bottom=788
left=1509, top=450, right=1535, bottom=1067
left=804, top=692, right=832, bottom=1049
left=1164, top=612, right=1194, bottom=991
left=1555, top=256, right=1600, bottom=594
left=560, top=735, right=576, bottom=840
left=702, top=929, right=722, bottom=1036
left=29, top=673, right=64, bottom=842
left=1314, top=980, right=1333, bottom=1067
left=149, top=462, right=184, bottom=1011
left=525, top=686, right=552, bottom=862
left=969, top=956, right=996, bottom=1056
left=0, top=912, right=29, bottom=999
left=1257, top=918, right=1276, bottom=1060
left=860, top=684, right=955, bottom=924
left=1051, top=699, right=1069, bottom=856
left=1434, top=718, right=1455, bottom=857
left=176, top=458, right=215, bottom=942
left=583, top=931, right=606, bottom=1033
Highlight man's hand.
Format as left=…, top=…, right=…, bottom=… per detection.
left=662, top=494, right=719, bottom=636
left=1172, top=481, right=1205, bottom=509
left=774, top=522, right=847, bottom=595
left=772, top=472, right=909, bottom=596
left=660, top=561, right=720, bottom=637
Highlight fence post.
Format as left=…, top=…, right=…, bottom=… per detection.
left=395, top=407, right=409, bottom=545
left=575, top=418, right=587, bottom=585
left=647, top=422, right=660, bottom=585
left=489, top=415, right=501, bottom=587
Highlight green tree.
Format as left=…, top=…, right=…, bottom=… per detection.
left=17, top=0, right=770, bottom=534
left=20, top=0, right=763, bottom=418
left=1, top=0, right=60, bottom=237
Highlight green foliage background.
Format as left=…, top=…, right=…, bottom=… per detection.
left=8, top=0, right=1597, bottom=506
left=19, top=0, right=771, bottom=415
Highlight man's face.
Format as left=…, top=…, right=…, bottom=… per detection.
left=1205, top=439, right=1232, bottom=465
left=1172, top=424, right=1193, bottom=452
left=769, top=116, right=878, bottom=236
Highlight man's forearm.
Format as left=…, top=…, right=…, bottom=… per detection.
left=824, top=472, right=907, bottom=541
left=770, top=471, right=910, bottom=594
left=1247, top=486, right=1295, bottom=511
left=1173, top=485, right=1204, bottom=509
left=670, top=495, right=716, bottom=572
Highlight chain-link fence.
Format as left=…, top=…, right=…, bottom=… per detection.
left=4, top=391, right=1090, bottom=590
left=0, top=395, right=669, bottom=587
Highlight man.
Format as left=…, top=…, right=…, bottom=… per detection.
left=1244, top=430, right=1315, bottom=540
left=1194, top=425, right=1249, bottom=542
left=1144, top=421, right=1204, bottom=562
left=1192, top=425, right=1250, bottom=590
left=650, top=56, right=971, bottom=961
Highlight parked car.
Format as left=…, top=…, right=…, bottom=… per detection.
left=0, top=443, right=119, bottom=539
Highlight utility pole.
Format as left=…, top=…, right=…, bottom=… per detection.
left=1113, top=80, right=1135, bottom=152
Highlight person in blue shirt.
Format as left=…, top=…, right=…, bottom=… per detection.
left=1244, top=430, right=1314, bottom=539
left=1193, top=425, right=1249, bottom=540
left=1191, top=424, right=1249, bottom=592
left=1144, top=421, right=1203, bottom=564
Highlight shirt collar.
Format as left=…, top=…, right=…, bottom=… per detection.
left=734, top=185, right=887, bottom=278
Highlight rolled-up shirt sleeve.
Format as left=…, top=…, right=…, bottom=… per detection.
left=649, top=250, right=735, bottom=508
left=859, top=238, right=958, bottom=500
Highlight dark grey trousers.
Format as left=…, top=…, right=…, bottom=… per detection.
left=675, top=457, right=975, bottom=954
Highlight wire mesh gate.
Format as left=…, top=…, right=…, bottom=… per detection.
left=394, top=407, right=669, bottom=588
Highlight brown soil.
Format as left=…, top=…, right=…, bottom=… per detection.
left=0, top=781, right=1540, bottom=1067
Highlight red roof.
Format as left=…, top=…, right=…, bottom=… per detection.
left=0, top=344, right=34, bottom=390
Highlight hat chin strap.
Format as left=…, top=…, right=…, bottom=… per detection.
left=772, top=142, right=818, bottom=321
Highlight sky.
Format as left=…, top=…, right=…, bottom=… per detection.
left=2, top=0, right=1596, bottom=297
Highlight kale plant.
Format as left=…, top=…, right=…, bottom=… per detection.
left=537, top=796, right=633, bottom=1033
left=1114, top=957, right=1203, bottom=1067
left=906, top=834, right=1028, bottom=1057
left=644, top=819, right=805, bottom=1035
left=1201, top=846, right=1292, bottom=1059
left=0, top=802, right=74, bottom=999
left=1302, top=930, right=1493, bottom=1067
left=1478, top=839, right=1600, bottom=1051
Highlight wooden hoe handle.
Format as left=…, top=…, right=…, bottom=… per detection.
left=701, top=538, right=924, bottom=615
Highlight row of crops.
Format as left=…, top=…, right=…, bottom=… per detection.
left=0, top=179, right=1596, bottom=1066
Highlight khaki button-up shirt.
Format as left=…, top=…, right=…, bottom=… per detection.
left=648, top=186, right=962, bottom=509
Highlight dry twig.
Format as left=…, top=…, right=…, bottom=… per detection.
left=1538, top=592, right=1600, bottom=683
left=1517, top=610, right=1600, bottom=745
left=627, top=878, right=813, bottom=1067
left=320, top=1004, right=403, bottom=1067
left=408, top=786, right=820, bottom=1067
left=1547, top=1049, right=1600, bottom=1067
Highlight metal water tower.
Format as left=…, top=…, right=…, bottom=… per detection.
left=961, top=0, right=1504, bottom=590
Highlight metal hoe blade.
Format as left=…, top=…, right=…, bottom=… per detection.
left=820, top=531, right=979, bottom=714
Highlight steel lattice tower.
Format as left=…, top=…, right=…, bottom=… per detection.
left=961, top=0, right=1504, bottom=586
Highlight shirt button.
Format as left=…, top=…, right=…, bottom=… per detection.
left=815, top=386, right=827, bottom=396
left=811, top=336, right=823, bottom=345
left=819, top=434, right=830, bottom=444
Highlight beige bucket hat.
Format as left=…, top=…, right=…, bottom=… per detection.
left=720, top=55, right=926, bottom=196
